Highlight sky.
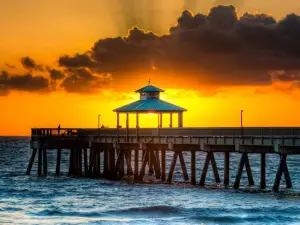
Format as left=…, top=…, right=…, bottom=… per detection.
left=1, top=0, right=300, bottom=135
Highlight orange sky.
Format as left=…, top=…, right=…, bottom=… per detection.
left=1, top=0, right=300, bottom=136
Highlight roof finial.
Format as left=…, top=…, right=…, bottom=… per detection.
left=148, top=78, right=151, bottom=85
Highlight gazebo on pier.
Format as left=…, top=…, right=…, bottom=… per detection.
left=113, top=81, right=187, bottom=133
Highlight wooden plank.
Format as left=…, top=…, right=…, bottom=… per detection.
left=26, top=148, right=37, bottom=175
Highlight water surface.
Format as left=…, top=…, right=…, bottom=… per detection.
left=1, top=137, right=300, bottom=224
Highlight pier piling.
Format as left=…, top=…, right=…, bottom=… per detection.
left=199, top=152, right=220, bottom=186
left=43, top=149, right=47, bottom=176
left=26, top=148, right=37, bottom=175
left=38, top=148, right=42, bottom=175
left=191, top=150, right=196, bottom=185
left=233, top=153, right=254, bottom=189
left=273, top=154, right=292, bottom=191
left=29, top=127, right=300, bottom=191
left=55, top=149, right=61, bottom=176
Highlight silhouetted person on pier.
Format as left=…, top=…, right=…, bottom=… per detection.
left=58, top=124, right=61, bottom=136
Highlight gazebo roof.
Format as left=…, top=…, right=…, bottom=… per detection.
left=113, top=99, right=186, bottom=113
left=135, top=85, right=164, bottom=93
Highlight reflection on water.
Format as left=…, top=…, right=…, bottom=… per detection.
left=1, top=137, right=300, bottom=224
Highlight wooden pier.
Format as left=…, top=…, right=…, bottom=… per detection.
left=27, top=127, right=300, bottom=191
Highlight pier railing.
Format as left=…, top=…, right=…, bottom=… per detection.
left=31, top=127, right=300, bottom=138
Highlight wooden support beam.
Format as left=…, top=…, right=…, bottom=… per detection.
left=191, top=150, right=196, bottom=185
left=148, top=150, right=154, bottom=175
left=139, top=149, right=149, bottom=181
left=125, top=150, right=133, bottom=175
left=273, top=154, right=292, bottom=191
left=89, top=148, right=93, bottom=176
left=74, top=148, right=78, bottom=175
left=199, top=152, right=220, bottom=186
left=134, top=149, right=139, bottom=181
left=115, top=150, right=125, bottom=178
left=210, top=152, right=221, bottom=183
left=103, top=148, right=109, bottom=176
left=43, top=149, right=47, bottom=176
left=109, top=148, right=116, bottom=179
left=38, top=148, right=42, bottom=176
left=84, top=149, right=88, bottom=176
left=167, top=152, right=179, bottom=183
left=150, top=150, right=160, bottom=179
left=69, top=149, right=74, bottom=175
left=55, top=149, right=61, bottom=176
left=199, top=152, right=210, bottom=186
left=119, top=150, right=125, bottom=178
left=155, top=150, right=161, bottom=178
left=233, top=153, right=254, bottom=189
left=26, top=148, right=37, bottom=175
left=78, top=148, right=82, bottom=176
left=161, top=150, right=166, bottom=181
left=178, top=151, right=189, bottom=181
left=260, top=153, right=266, bottom=189
left=245, top=153, right=254, bottom=185
left=224, top=152, right=230, bottom=186
left=95, top=150, right=100, bottom=177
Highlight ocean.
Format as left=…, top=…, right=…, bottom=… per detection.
left=1, top=136, right=300, bottom=225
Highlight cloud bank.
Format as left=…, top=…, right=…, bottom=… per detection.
left=3, top=5, right=300, bottom=94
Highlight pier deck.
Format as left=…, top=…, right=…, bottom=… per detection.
left=28, top=127, right=300, bottom=191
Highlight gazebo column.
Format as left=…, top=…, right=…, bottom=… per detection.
left=117, top=112, right=120, bottom=140
left=136, top=112, right=139, bottom=139
left=170, top=113, right=173, bottom=128
left=126, top=113, right=129, bottom=142
left=159, top=113, right=163, bottom=128
left=178, top=112, right=183, bottom=128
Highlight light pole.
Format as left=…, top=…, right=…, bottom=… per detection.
left=241, top=110, right=244, bottom=137
left=98, top=114, right=101, bottom=128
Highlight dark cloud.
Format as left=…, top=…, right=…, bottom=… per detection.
left=59, top=54, right=96, bottom=68
left=7, top=5, right=300, bottom=94
left=0, top=71, right=49, bottom=95
left=60, top=68, right=111, bottom=93
left=47, top=68, right=65, bottom=80
left=20, top=56, right=43, bottom=71
left=62, top=5, right=300, bottom=88
left=5, top=63, right=16, bottom=69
